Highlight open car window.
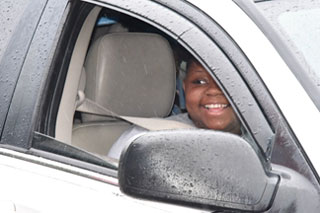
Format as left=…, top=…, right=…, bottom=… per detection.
left=61, top=11, right=250, bottom=159
left=37, top=2, right=252, bottom=168
left=23, top=0, right=319, bottom=200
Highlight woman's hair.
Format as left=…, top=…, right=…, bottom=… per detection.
left=170, top=41, right=200, bottom=80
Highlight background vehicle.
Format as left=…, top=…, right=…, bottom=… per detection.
left=0, top=0, right=319, bottom=212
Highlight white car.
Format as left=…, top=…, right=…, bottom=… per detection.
left=0, top=0, right=319, bottom=212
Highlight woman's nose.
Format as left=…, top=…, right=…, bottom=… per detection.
left=205, top=81, right=223, bottom=96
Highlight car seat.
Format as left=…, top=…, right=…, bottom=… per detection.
left=72, top=32, right=176, bottom=156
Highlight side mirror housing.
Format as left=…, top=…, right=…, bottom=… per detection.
left=118, top=130, right=279, bottom=212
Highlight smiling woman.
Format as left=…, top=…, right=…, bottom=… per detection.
left=183, top=58, right=241, bottom=135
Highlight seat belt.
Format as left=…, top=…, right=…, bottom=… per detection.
left=75, top=91, right=194, bottom=131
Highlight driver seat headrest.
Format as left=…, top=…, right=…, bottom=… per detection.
left=82, top=32, right=176, bottom=122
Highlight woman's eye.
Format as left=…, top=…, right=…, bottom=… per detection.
left=193, top=79, right=207, bottom=85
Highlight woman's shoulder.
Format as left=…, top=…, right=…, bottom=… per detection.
left=166, top=113, right=195, bottom=127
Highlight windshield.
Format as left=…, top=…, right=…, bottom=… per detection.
left=256, top=0, right=320, bottom=108
left=278, top=6, right=320, bottom=86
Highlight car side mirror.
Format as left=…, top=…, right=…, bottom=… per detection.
left=118, top=129, right=279, bottom=212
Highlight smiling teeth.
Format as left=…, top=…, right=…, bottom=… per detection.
left=204, top=104, right=228, bottom=109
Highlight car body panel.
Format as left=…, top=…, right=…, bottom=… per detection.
left=0, top=148, right=204, bottom=212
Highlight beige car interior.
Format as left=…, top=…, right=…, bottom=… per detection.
left=56, top=7, right=102, bottom=144
left=56, top=7, right=180, bottom=156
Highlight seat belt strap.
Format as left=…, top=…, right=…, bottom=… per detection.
left=76, top=91, right=194, bottom=131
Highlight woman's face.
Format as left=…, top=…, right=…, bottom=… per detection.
left=183, top=60, right=241, bottom=134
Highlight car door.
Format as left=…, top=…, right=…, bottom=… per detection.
left=0, top=0, right=205, bottom=212
left=0, top=0, right=319, bottom=212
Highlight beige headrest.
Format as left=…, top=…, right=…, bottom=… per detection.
left=82, top=33, right=176, bottom=121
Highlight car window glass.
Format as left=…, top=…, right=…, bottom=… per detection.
left=278, top=8, right=320, bottom=82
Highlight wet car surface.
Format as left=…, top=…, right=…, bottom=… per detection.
left=0, top=0, right=319, bottom=212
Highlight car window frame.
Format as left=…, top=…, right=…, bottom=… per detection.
left=40, top=1, right=96, bottom=139
left=1, top=0, right=69, bottom=148
left=83, top=0, right=274, bottom=165
left=2, top=0, right=273, bottom=170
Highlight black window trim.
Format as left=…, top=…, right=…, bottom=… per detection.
left=1, top=0, right=70, bottom=149
left=0, top=0, right=48, bottom=141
